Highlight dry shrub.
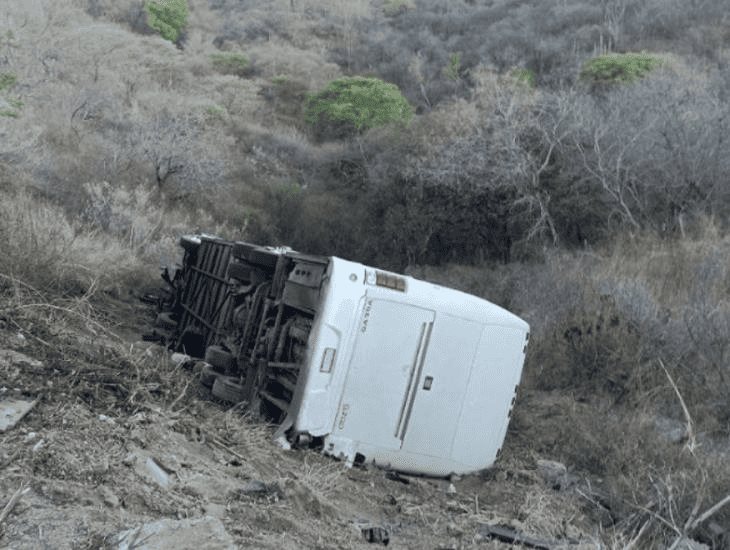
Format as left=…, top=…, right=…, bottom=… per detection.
left=79, top=182, right=198, bottom=258
left=0, top=184, right=225, bottom=296
left=258, top=76, right=310, bottom=128
left=405, top=262, right=518, bottom=309
left=511, top=226, right=729, bottom=422
left=494, top=226, right=730, bottom=544
left=527, top=282, right=644, bottom=398
left=418, top=226, right=729, bottom=545
left=508, top=387, right=730, bottom=546
left=549, top=400, right=730, bottom=547
left=516, top=487, right=585, bottom=541
left=0, top=190, right=150, bottom=294
left=295, top=455, right=345, bottom=499
left=245, top=42, right=341, bottom=86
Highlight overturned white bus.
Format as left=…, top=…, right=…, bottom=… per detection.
left=151, top=236, right=529, bottom=476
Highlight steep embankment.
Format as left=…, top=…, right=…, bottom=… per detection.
left=1, top=290, right=599, bottom=549
left=1, top=0, right=728, bottom=547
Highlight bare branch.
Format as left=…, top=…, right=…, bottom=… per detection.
left=658, top=359, right=696, bottom=453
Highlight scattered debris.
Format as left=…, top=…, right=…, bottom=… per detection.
left=446, top=500, right=471, bottom=514
left=360, top=525, right=390, bottom=546
left=170, top=353, right=191, bottom=366
left=31, top=438, right=45, bottom=453
left=423, top=478, right=454, bottom=493
left=144, top=457, right=173, bottom=489
left=536, top=459, right=573, bottom=490
left=0, top=397, right=38, bottom=432
left=384, top=471, right=410, bottom=484
left=0, top=349, right=41, bottom=368
left=238, top=480, right=283, bottom=501
left=0, top=483, right=31, bottom=528
left=116, top=516, right=236, bottom=550
left=477, top=524, right=554, bottom=549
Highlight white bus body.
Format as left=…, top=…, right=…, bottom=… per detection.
left=287, top=258, right=529, bottom=476
left=161, top=238, right=529, bottom=476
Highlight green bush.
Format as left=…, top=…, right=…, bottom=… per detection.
left=0, top=72, right=16, bottom=92
left=443, top=53, right=463, bottom=81
left=204, top=104, right=225, bottom=116
left=203, top=104, right=226, bottom=123
left=0, top=97, right=22, bottom=118
left=145, top=0, right=189, bottom=43
left=383, top=0, right=415, bottom=17
left=580, top=52, right=663, bottom=85
left=510, top=67, right=536, bottom=88
left=210, top=52, right=249, bottom=77
left=305, top=76, right=412, bottom=140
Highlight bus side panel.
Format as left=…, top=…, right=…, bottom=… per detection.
left=401, top=314, right=483, bottom=457
left=451, top=325, right=527, bottom=470
left=335, top=299, right=435, bottom=451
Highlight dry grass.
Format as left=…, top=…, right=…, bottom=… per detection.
left=507, top=224, right=729, bottom=413
left=0, top=183, right=234, bottom=298
left=0, top=190, right=150, bottom=295
left=507, top=486, right=585, bottom=541
left=419, top=226, right=729, bottom=546
left=295, top=455, right=346, bottom=499
left=1, top=1, right=727, bottom=547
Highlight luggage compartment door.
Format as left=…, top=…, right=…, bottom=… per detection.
left=401, top=314, right=484, bottom=457
left=335, top=298, right=435, bottom=451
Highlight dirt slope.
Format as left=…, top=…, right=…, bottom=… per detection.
left=0, top=297, right=600, bottom=549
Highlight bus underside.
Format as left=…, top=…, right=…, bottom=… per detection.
left=148, top=236, right=328, bottom=425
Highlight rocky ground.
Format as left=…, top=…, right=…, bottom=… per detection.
left=0, top=295, right=722, bottom=549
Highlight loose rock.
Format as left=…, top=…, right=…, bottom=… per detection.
left=0, top=397, right=38, bottom=432
left=536, top=459, right=569, bottom=490
left=145, top=457, right=173, bottom=488
left=241, top=479, right=268, bottom=494
left=100, top=486, right=120, bottom=508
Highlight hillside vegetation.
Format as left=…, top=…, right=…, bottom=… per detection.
left=0, top=0, right=728, bottom=547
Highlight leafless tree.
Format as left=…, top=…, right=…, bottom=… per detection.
left=131, top=111, right=228, bottom=195
left=567, top=67, right=730, bottom=234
